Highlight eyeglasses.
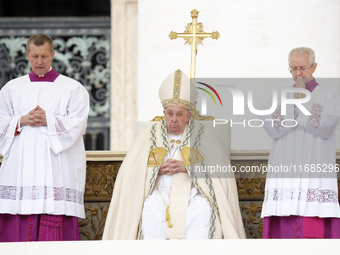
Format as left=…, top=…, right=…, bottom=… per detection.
left=289, top=64, right=314, bottom=73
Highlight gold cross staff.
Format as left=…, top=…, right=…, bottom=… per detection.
left=169, top=9, right=220, bottom=78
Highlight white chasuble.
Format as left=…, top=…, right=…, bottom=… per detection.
left=141, top=132, right=211, bottom=240
left=0, top=74, right=89, bottom=218
left=102, top=118, right=246, bottom=240
left=260, top=84, right=340, bottom=218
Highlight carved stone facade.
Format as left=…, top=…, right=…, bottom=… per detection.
left=234, top=160, right=266, bottom=238
left=79, top=153, right=123, bottom=240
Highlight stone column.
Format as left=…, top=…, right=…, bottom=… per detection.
left=110, top=0, right=138, bottom=151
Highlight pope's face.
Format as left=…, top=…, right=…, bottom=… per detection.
left=289, top=52, right=317, bottom=80
left=164, top=105, right=191, bottom=135
left=26, top=42, right=55, bottom=76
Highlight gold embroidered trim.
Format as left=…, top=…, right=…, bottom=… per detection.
left=173, top=69, right=182, bottom=101
left=161, top=98, right=192, bottom=110
left=147, top=147, right=167, bottom=167
left=181, top=147, right=204, bottom=166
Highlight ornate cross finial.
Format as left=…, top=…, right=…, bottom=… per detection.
left=169, top=9, right=220, bottom=78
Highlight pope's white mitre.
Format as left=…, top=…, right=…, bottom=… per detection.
left=158, top=69, right=198, bottom=111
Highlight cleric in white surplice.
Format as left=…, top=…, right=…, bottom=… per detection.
left=103, top=69, right=246, bottom=240
left=0, top=34, right=89, bottom=242
left=260, top=47, right=340, bottom=238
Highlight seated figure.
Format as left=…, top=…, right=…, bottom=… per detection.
left=103, top=69, right=245, bottom=239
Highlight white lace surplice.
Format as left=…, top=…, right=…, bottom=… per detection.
left=0, top=74, right=89, bottom=218
left=260, top=85, right=340, bottom=218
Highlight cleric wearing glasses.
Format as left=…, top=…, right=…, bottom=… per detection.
left=260, top=47, right=340, bottom=239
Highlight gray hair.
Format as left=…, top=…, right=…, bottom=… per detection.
left=288, top=47, right=315, bottom=65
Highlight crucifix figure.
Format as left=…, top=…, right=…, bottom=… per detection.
left=169, top=9, right=220, bottom=78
